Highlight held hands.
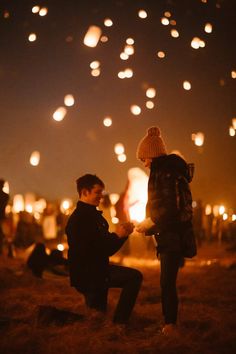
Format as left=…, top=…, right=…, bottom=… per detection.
left=135, top=217, right=155, bottom=234
left=116, top=222, right=134, bottom=238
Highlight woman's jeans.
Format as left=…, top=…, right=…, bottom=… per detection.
left=160, top=253, right=182, bottom=324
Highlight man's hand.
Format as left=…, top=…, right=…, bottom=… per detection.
left=116, top=222, right=134, bottom=238
left=135, top=217, right=155, bottom=233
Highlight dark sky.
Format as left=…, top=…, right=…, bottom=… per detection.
left=0, top=0, right=236, bottom=208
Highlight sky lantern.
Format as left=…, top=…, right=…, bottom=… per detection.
left=170, top=19, right=176, bottom=26
left=183, top=81, right=191, bottom=90
left=100, top=35, right=108, bottom=43
left=120, top=52, right=129, bottom=60
left=114, top=143, right=125, bottom=155
left=57, top=244, right=65, bottom=251
left=205, top=204, right=212, bottom=215
left=146, top=87, right=156, bottom=98
left=109, top=193, right=119, bottom=205
left=90, top=60, right=100, bottom=69
left=130, top=105, right=141, bottom=115
left=223, top=213, right=228, bottom=221
left=91, top=68, right=101, bottom=77
left=126, top=38, right=134, bottom=45
left=191, top=37, right=201, bottom=49
left=117, top=154, right=127, bottom=162
left=25, top=193, right=36, bottom=213
left=161, top=17, right=169, bottom=25
left=104, top=18, right=113, bottom=27
left=83, top=25, right=102, bottom=48
left=171, top=29, right=179, bottom=38
left=124, top=68, right=133, bottom=78
left=64, top=94, right=75, bottom=107
left=219, top=205, right=225, bottom=215
left=60, top=198, right=73, bottom=214
left=118, top=71, right=126, bottom=79
left=192, top=132, right=204, bottom=146
left=103, top=117, right=112, bottom=127
left=199, top=40, right=205, bottom=48
left=53, top=107, right=67, bottom=121
left=232, top=118, right=236, bottom=129
left=13, top=194, right=24, bottom=213
left=229, top=126, right=235, bottom=136
left=34, top=198, right=47, bottom=213
left=146, top=101, right=155, bottom=109
left=164, top=11, right=171, bottom=17
left=28, top=33, right=37, bottom=42
left=231, top=71, right=236, bottom=79
left=204, top=23, right=213, bottom=33
left=157, top=51, right=165, bottom=58
left=30, top=151, right=40, bottom=166
left=39, top=7, right=48, bottom=16
left=138, top=10, right=147, bottom=19
left=32, top=6, right=40, bottom=14
left=124, top=45, right=134, bottom=56
left=232, top=214, right=236, bottom=222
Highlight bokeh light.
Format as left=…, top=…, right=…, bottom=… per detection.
left=104, top=18, right=113, bottom=27
left=64, top=94, right=75, bottom=107
left=138, top=10, right=147, bottom=19
left=103, top=117, right=112, bottom=127
left=83, top=26, right=102, bottom=47
left=114, top=143, right=125, bottom=155
left=183, top=81, right=191, bottom=90
left=130, top=105, right=141, bottom=115
left=30, top=151, right=40, bottom=166
left=53, top=107, right=67, bottom=121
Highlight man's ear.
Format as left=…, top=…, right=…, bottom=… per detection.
left=81, top=188, right=89, bottom=197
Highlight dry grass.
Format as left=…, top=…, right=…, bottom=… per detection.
left=0, top=243, right=236, bottom=354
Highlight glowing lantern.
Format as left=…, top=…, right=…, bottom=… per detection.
left=199, top=40, right=205, bottom=48
left=28, top=33, right=37, bottom=42
left=3, top=11, right=10, bottom=19
left=146, top=88, right=156, bottom=98
left=13, top=194, right=24, bottom=213
left=138, top=10, right=147, bottom=19
left=90, top=60, right=100, bottom=69
left=223, top=213, right=228, bottom=221
left=164, top=11, right=171, bottom=17
left=114, top=143, right=125, bottom=155
left=130, top=105, right=141, bottom=115
left=157, top=51, right=165, bottom=58
left=124, top=45, right=134, bottom=55
left=232, top=214, right=236, bottom=222
left=232, top=118, right=236, bottom=129
left=126, top=38, right=134, bottom=45
left=229, top=126, right=235, bottom=137
left=103, top=117, right=112, bottom=127
left=171, top=29, right=179, bottom=38
left=117, top=154, right=127, bottom=163
left=112, top=217, right=119, bottom=224
left=118, top=71, right=126, bottom=79
left=34, top=198, right=47, bottom=213
left=204, top=23, right=212, bottom=33
left=161, top=17, right=169, bottom=25
left=192, top=132, right=204, bottom=146
left=104, top=18, right=113, bottom=27
left=91, top=68, right=101, bottom=77
left=39, top=7, right=48, bottom=16
left=120, top=52, right=129, bottom=60
left=64, top=94, right=75, bottom=107
left=146, top=101, right=155, bottom=109
left=191, top=37, right=201, bottom=49
left=100, top=35, right=108, bottom=43
left=219, top=205, right=225, bottom=215
left=83, top=26, right=102, bottom=48
left=30, top=151, right=40, bottom=166
left=231, top=71, right=236, bottom=79
left=125, top=68, right=133, bottom=78
left=183, top=81, right=191, bottom=90
left=57, top=244, right=65, bottom=251
left=205, top=204, right=212, bottom=215
left=60, top=198, right=73, bottom=214
left=170, top=20, right=176, bottom=26
left=53, top=107, right=67, bottom=121
left=127, top=168, right=148, bottom=222
left=32, top=6, right=40, bottom=13
left=109, top=193, right=119, bottom=205
left=213, top=205, right=219, bottom=217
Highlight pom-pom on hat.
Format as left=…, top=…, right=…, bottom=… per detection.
left=136, top=126, right=167, bottom=159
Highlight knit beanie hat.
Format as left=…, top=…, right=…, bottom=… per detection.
left=136, top=126, right=167, bottom=159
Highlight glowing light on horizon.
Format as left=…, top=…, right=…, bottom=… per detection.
left=130, top=105, right=141, bottom=115
left=103, top=117, right=112, bottom=127
left=183, top=81, right=191, bottom=90
left=223, top=213, right=228, bottom=220
left=146, top=88, right=156, bottom=98
left=13, top=194, right=24, bottom=213
left=53, top=107, right=67, bottom=121
left=104, top=18, right=113, bottom=27
left=138, top=10, right=147, bottom=19
left=192, top=132, right=204, bottom=146
left=30, top=151, right=40, bottom=166
left=83, top=26, right=102, bottom=47
left=64, top=94, right=75, bottom=107
left=34, top=198, right=47, bottom=213
left=114, top=143, right=125, bottom=155
left=219, top=205, right=225, bottom=215
left=205, top=204, right=212, bottom=215
left=28, top=33, right=37, bottom=42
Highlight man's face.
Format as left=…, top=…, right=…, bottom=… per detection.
left=82, top=184, right=104, bottom=206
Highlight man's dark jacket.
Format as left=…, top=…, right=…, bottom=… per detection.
left=65, top=201, right=127, bottom=291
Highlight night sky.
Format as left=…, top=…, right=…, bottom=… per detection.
left=0, top=0, right=236, bottom=208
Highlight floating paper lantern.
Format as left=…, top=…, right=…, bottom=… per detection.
left=125, top=68, right=133, bottom=78
left=126, top=38, right=134, bottom=45
left=91, top=68, right=101, bottom=77
left=90, top=60, right=100, bottom=69
left=146, top=101, right=155, bottom=109
left=124, top=45, right=134, bottom=55
left=60, top=198, right=73, bottom=214
left=138, top=10, right=147, bottom=19
left=170, top=20, right=176, bottom=26
left=109, top=193, right=120, bottom=205
left=32, top=6, right=40, bottom=13
left=171, top=29, right=179, bottom=38
left=205, top=204, right=212, bottom=215
left=117, top=154, right=127, bottom=162
left=219, top=205, right=225, bottom=215
left=183, top=81, right=191, bottom=90
left=229, top=126, right=235, bottom=136
left=13, top=194, right=24, bottom=213
left=53, top=107, right=67, bottom=121
left=114, top=143, right=125, bottom=155
left=192, top=132, right=204, bottom=146
left=191, top=37, right=201, bottom=49
left=64, top=94, right=75, bottom=107
left=164, top=11, right=171, bottom=17
left=231, top=71, right=236, bottom=79
left=118, top=71, right=126, bottom=79
left=232, top=118, right=236, bottom=129
left=204, top=23, right=212, bottom=33
left=57, top=244, right=65, bottom=251
left=146, top=88, right=156, bottom=98
left=130, top=105, right=141, bottom=115
left=39, top=7, right=48, bottom=16
left=199, top=40, right=205, bottom=48
left=83, top=26, right=102, bottom=48
left=103, top=117, right=112, bottom=127
left=232, top=214, right=236, bottom=222
left=104, top=18, right=113, bottom=27
left=157, top=51, right=165, bottom=58
left=30, top=151, right=40, bottom=166
left=223, top=213, right=228, bottom=221
left=100, top=35, right=108, bottom=43
left=28, top=33, right=37, bottom=42
left=34, top=198, right=47, bottom=213
left=120, top=52, right=129, bottom=60
left=161, top=17, right=169, bottom=25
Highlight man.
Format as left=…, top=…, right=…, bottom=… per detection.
left=0, top=179, right=9, bottom=254
left=66, top=174, right=142, bottom=324
left=136, top=127, right=196, bottom=335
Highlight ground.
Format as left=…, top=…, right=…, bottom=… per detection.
left=0, top=242, right=236, bottom=354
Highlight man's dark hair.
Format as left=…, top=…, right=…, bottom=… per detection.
left=76, top=174, right=105, bottom=196
left=0, top=179, right=5, bottom=189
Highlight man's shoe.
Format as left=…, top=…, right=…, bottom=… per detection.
left=162, top=324, right=179, bottom=336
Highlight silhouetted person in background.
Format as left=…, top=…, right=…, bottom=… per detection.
left=66, top=174, right=142, bottom=324
left=0, top=179, right=9, bottom=254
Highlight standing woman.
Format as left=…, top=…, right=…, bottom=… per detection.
left=136, top=126, right=196, bottom=335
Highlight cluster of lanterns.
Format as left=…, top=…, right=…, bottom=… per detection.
left=114, top=143, right=126, bottom=163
